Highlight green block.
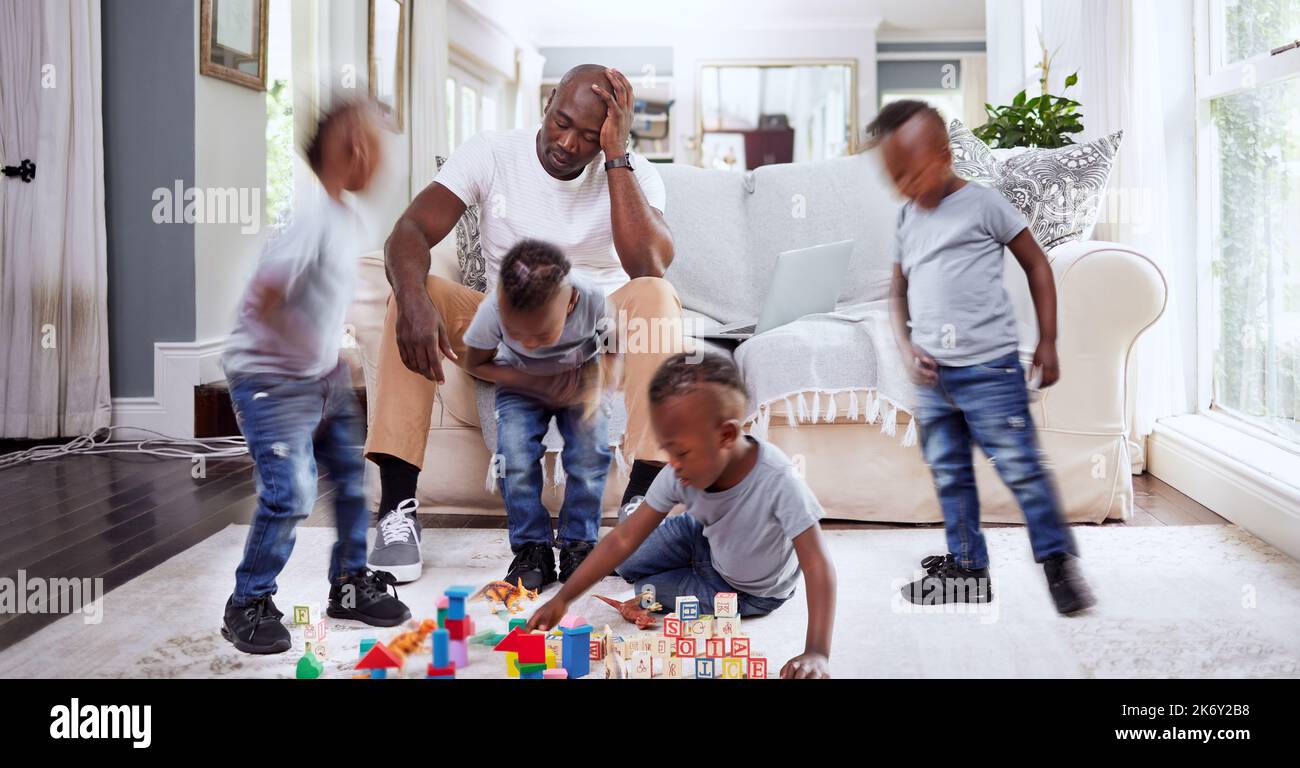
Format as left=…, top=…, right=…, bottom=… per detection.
left=508, top=617, right=527, bottom=632
left=296, top=652, right=324, bottom=680
left=437, top=607, right=448, bottom=626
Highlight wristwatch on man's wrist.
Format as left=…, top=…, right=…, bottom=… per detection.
left=604, top=153, right=634, bottom=172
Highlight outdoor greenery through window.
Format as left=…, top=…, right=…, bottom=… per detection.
left=1209, top=0, right=1300, bottom=444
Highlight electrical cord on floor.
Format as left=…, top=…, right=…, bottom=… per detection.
left=0, top=426, right=247, bottom=471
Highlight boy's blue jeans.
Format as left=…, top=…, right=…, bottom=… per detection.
left=914, top=351, right=1077, bottom=571
left=228, top=362, right=368, bottom=607
left=495, top=388, right=612, bottom=551
left=615, top=514, right=789, bottom=618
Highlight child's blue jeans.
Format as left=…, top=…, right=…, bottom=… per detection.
left=615, top=514, right=789, bottom=617
left=495, top=388, right=612, bottom=551
left=228, top=362, right=368, bottom=606
left=914, top=351, right=1077, bottom=571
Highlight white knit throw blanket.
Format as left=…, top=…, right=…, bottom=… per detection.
left=734, top=300, right=918, bottom=446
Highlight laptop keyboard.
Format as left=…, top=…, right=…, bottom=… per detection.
left=726, top=324, right=757, bottom=336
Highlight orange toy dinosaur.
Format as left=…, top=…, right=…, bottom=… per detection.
left=472, top=579, right=540, bottom=614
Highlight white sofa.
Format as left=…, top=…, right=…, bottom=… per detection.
left=347, top=153, right=1166, bottom=523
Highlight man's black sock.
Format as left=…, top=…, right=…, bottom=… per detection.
left=620, top=460, right=665, bottom=507
left=372, top=453, right=420, bottom=521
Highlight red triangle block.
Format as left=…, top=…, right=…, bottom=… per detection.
left=491, top=626, right=547, bottom=664
left=355, top=641, right=403, bottom=670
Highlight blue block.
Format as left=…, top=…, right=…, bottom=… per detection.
left=445, top=585, right=474, bottom=621
left=695, top=658, right=715, bottom=679
left=432, top=628, right=450, bottom=668
left=560, top=624, right=593, bottom=679
left=520, top=667, right=545, bottom=679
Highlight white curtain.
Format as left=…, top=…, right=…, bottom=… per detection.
left=1, top=0, right=111, bottom=438
left=960, top=54, right=988, bottom=130
left=1035, top=0, right=1192, bottom=470
left=410, top=0, right=450, bottom=193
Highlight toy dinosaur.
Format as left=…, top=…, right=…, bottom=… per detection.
left=472, top=579, right=540, bottom=614
left=385, top=618, right=438, bottom=666
left=593, top=594, right=658, bottom=630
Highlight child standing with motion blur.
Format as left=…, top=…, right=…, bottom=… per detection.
left=869, top=100, right=1095, bottom=615
left=464, top=239, right=614, bottom=591
left=221, top=100, right=411, bottom=655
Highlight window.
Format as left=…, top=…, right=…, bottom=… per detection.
left=446, top=60, right=504, bottom=151
left=1197, top=0, right=1300, bottom=446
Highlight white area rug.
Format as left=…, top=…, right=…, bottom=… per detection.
left=2, top=524, right=1298, bottom=678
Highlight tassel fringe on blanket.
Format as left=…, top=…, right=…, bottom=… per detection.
left=744, top=388, right=917, bottom=449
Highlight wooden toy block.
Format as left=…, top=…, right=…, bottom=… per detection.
left=713, top=592, right=738, bottom=618
left=730, top=637, right=751, bottom=658
left=291, top=602, right=320, bottom=626
left=449, top=639, right=469, bottom=669
left=432, top=628, right=450, bottom=668
left=665, top=656, right=685, bottom=679
left=747, top=657, right=768, bottom=679
left=630, top=652, right=653, bottom=679
left=493, top=627, right=546, bottom=664
left=561, top=624, right=593, bottom=679
left=436, top=596, right=448, bottom=627
left=663, top=614, right=682, bottom=638
left=650, top=637, right=672, bottom=658
left=508, top=617, right=527, bottom=632
left=312, top=641, right=328, bottom=661
left=675, top=637, right=697, bottom=658
left=546, top=648, right=557, bottom=669
left=296, top=647, right=324, bottom=679
left=355, top=642, right=403, bottom=675
left=683, top=619, right=708, bottom=638
left=558, top=613, right=589, bottom=629
left=705, top=637, right=727, bottom=657
left=426, top=663, right=456, bottom=679
left=714, top=616, right=742, bottom=638
left=444, top=617, right=469, bottom=641
left=694, top=657, right=715, bottom=679
left=444, top=585, right=474, bottom=621
left=544, top=668, right=569, bottom=679
left=699, top=616, right=716, bottom=637
left=506, top=652, right=519, bottom=678
left=589, top=639, right=604, bottom=661
left=720, top=657, right=744, bottom=679
left=675, top=596, right=700, bottom=621
left=519, top=662, right=547, bottom=679
left=546, top=635, right=564, bottom=660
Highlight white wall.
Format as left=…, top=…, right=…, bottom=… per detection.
left=193, top=10, right=268, bottom=343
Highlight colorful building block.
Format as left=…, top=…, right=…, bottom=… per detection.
left=426, top=663, right=456, bottom=679
left=629, top=652, right=653, bottom=679
left=296, top=646, right=324, bottom=679
left=720, top=657, right=744, bottom=679
left=684, top=618, right=710, bottom=638
left=705, top=637, right=727, bottom=657
left=695, top=657, right=715, bottom=679
left=715, top=616, right=742, bottom=638
left=444, top=585, right=474, bottom=621
left=494, top=627, right=546, bottom=664
left=291, top=602, right=321, bottom=626
left=508, top=617, right=527, bottom=633
left=506, top=652, right=519, bottom=678
left=747, top=657, right=768, bottom=679
left=730, top=637, right=751, bottom=658
left=713, top=592, right=738, bottom=618
left=431, top=628, right=450, bottom=668
left=664, top=656, right=685, bottom=679
left=589, top=638, right=605, bottom=661
left=651, top=636, right=673, bottom=658
left=560, top=623, right=593, bottom=679
left=436, top=596, right=449, bottom=627
left=675, top=637, right=697, bottom=658
left=663, top=613, right=682, bottom=638
left=675, top=596, right=700, bottom=621
left=449, top=639, right=469, bottom=669
left=543, top=668, right=569, bottom=679
left=355, top=641, right=403, bottom=679
left=518, top=662, right=547, bottom=679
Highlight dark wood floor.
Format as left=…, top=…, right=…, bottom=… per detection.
left=0, top=453, right=1224, bottom=651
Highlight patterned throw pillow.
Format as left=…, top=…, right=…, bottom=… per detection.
left=948, top=120, right=1123, bottom=250
left=434, top=156, right=487, bottom=292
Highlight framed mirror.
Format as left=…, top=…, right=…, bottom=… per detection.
left=369, top=0, right=407, bottom=130
left=199, top=0, right=268, bottom=91
left=697, top=60, right=856, bottom=169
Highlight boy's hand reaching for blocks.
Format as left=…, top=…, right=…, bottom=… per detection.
left=781, top=651, right=831, bottom=679
left=525, top=597, right=568, bottom=633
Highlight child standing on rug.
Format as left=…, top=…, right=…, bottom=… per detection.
left=528, top=352, right=837, bottom=679
left=463, top=239, right=614, bottom=591
left=868, top=99, right=1095, bottom=614
left=220, top=99, right=411, bottom=655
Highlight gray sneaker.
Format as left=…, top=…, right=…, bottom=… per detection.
left=367, top=498, right=422, bottom=583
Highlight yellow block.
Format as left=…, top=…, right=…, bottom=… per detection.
left=546, top=648, right=557, bottom=669
left=507, top=651, right=519, bottom=679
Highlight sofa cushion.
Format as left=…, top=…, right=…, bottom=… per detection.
left=436, top=156, right=488, bottom=292
left=659, top=153, right=901, bottom=325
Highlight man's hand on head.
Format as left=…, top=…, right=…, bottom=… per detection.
left=591, top=68, right=634, bottom=159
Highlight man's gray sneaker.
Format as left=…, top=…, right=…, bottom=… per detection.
left=367, top=498, right=422, bottom=583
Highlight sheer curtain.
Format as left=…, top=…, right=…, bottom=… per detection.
left=0, top=0, right=111, bottom=438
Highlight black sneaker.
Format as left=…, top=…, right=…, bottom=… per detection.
left=505, top=542, right=557, bottom=591
left=558, top=540, right=595, bottom=582
left=902, top=558, right=993, bottom=605
left=221, top=594, right=292, bottom=655
left=1043, top=553, right=1096, bottom=615
left=326, top=569, right=412, bottom=627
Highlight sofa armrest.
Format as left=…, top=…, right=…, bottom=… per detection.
left=1037, top=240, right=1167, bottom=434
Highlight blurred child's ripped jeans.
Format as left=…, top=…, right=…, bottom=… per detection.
left=913, top=351, right=1077, bottom=571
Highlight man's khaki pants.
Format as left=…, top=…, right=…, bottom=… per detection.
left=363, top=275, right=688, bottom=470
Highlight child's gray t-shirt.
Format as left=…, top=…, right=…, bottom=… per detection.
left=893, top=181, right=1029, bottom=366
left=222, top=195, right=360, bottom=379
left=644, top=438, right=824, bottom=599
left=463, top=272, right=611, bottom=375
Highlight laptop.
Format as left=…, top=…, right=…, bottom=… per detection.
left=692, top=239, right=854, bottom=341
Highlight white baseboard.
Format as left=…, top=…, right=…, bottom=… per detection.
left=110, top=338, right=228, bottom=439
left=1149, top=416, right=1300, bottom=560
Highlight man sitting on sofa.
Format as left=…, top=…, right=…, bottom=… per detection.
left=365, top=64, right=684, bottom=584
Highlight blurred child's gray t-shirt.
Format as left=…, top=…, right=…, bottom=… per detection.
left=893, top=181, right=1029, bottom=366
left=644, top=438, right=824, bottom=599
left=223, top=195, right=360, bottom=379
left=464, top=272, right=610, bottom=375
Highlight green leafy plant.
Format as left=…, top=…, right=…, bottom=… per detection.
left=973, top=72, right=1084, bottom=149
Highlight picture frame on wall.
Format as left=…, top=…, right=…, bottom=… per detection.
left=199, top=0, right=268, bottom=91
left=369, top=0, right=407, bottom=131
